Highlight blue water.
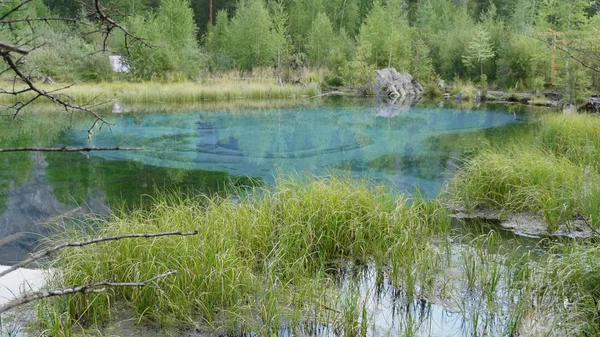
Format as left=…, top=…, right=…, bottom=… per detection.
left=84, top=102, right=522, bottom=198
left=0, top=100, right=526, bottom=265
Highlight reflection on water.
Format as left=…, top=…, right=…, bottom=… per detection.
left=0, top=99, right=530, bottom=266
left=0, top=99, right=542, bottom=337
left=84, top=102, right=524, bottom=197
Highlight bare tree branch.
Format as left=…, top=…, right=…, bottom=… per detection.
left=0, top=231, right=199, bottom=279
left=0, top=146, right=142, bottom=152
left=0, top=40, right=29, bottom=55
left=0, top=270, right=178, bottom=314
left=528, top=33, right=600, bottom=73
left=0, top=233, right=25, bottom=248
left=1, top=53, right=110, bottom=130
left=0, top=0, right=33, bottom=21
left=0, top=0, right=152, bottom=138
left=0, top=17, right=81, bottom=25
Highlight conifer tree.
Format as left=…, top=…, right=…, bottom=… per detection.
left=306, top=13, right=335, bottom=67
left=462, top=25, right=495, bottom=77
left=225, top=0, right=282, bottom=71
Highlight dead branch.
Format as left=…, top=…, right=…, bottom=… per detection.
left=0, top=146, right=142, bottom=153
left=528, top=33, right=600, bottom=73
left=0, top=17, right=80, bottom=25
left=0, top=0, right=151, bottom=136
left=0, top=40, right=29, bottom=55
left=0, top=0, right=34, bottom=21
left=1, top=53, right=110, bottom=127
left=0, top=270, right=178, bottom=314
left=0, top=233, right=25, bottom=248
left=0, top=230, right=199, bottom=279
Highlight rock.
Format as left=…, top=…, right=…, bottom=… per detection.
left=580, top=95, right=600, bottom=113
left=455, top=92, right=463, bottom=101
left=563, top=103, right=576, bottom=114
left=438, top=79, right=445, bottom=91
left=442, top=93, right=450, bottom=99
left=109, top=55, right=130, bottom=73
left=40, top=76, right=54, bottom=84
left=475, top=90, right=482, bottom=103
left=373, top=68, right=423, bottom=100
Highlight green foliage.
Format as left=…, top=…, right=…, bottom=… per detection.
left=410, top=38, right=435, bottom=83
left=127, top=0, right=203, bottom=80
left=435, top=6, right=475, bottom=79
left=306, top=13, right=335, bottom=68
left=224, top=0, right=282, bottom=71
left=496, top=34, right=550, bottom=89
left=22, top=28, right=114, bottom=81
left=341, top=42, right=375, bottom=87
left=5, top=0, right=600, bottom=91
left=204, top=10, right=234, bottom=70
left=462, top=25, right=495, bottom=76
left=356, top=0, right=411, bottom=71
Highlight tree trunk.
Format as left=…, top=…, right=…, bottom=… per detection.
left=209, top=0, right=213, bottom=25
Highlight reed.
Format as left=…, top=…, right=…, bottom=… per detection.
left=448, top=145, right=595, bottom=229
left=41, top=175, right=451, bottom=334
left=538, top=113, right=600, bottom=167
left=0, top=81, right=320, bottom=106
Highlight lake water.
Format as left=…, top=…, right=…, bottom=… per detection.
left=0, top=98, right=529, bottom=266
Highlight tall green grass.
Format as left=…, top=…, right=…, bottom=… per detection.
left=0, top=81, right=320, bottom=106
left=43, top=176, right=451, bottom=333
left=449, top=146, right=597, bottom=229
left=539, top=114, right=600, bottom=167
left=447, top=113, right=600, bottom=230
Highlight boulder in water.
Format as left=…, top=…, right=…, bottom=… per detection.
left=373, top=68, right=424, bottom=100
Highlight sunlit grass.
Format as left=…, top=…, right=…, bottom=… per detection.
left=42, top=176, right=451, bottom=333
left=539, top=113, right=600, bottom=167
left=0, top=81, right=320, bottom=106
left=447, top=113, right=600, bottom=230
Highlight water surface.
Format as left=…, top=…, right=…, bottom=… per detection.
left=0, top=99, right=530, bottom=265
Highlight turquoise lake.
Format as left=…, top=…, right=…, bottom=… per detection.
left=0, top=99, right=530, bottom=265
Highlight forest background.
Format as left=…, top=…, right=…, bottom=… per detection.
left=3, top=0, right=600, bottom=104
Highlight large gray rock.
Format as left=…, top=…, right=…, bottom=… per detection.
left=373, top=68, right=424, bottom=100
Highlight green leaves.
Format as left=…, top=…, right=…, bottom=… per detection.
left=127, top=0, right=203, bottom=79
left=306, top=13, right=335, bottom=68
left=224, top=0, right=283, bottom=71
left=462, top=25, right=495, bottom=76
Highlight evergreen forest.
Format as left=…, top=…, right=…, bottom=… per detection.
left=4, top=0, right=600, bottom=103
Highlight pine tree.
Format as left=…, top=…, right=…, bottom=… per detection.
left=462, top=25, right=495, bottom=76
left=306, top=12, right=335, bottom=67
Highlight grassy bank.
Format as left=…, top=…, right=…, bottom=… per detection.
left=41, top=176, right=451, bottom=335
left=447, top=113, right=600, bottom=230
left=0, top=81, right=320, bottom=106
left=35, top=175, right=600, bottom=336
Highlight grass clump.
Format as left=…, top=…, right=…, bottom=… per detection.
left=43, top=176, right=451, bottom=334
left=447, top=113, right=600, bottom=230
left=449, top=146, right=595, bottom=229
left=539, top=114, right=600, bottom=167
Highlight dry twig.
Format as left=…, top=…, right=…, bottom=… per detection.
left=0, top=270, right=178, bottom=314
left=0, top=230, right=199, bottom=279
left=0, top=146, right=142, bottom=152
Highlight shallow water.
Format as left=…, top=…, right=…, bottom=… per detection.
left=0, top=99, right=529, bottom=265
left=0, top=98, right=547, bottom=337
